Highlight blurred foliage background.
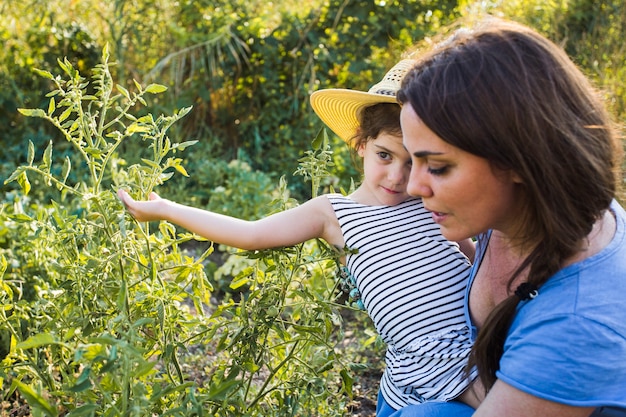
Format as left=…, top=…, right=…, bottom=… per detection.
left=2, top=0, right=623, bottom=212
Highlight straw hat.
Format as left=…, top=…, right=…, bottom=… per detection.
left=309, top=59, right=416, bottom=144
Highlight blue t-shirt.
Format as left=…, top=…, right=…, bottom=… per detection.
left=466, top=200, right=626, bottom=408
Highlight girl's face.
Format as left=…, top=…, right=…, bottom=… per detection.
left=400, top=103, right=523, bottom=241
left=355, top=131, right=412, bottom=206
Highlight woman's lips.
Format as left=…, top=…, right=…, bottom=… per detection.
left=426, top=207, right=447, bottom=223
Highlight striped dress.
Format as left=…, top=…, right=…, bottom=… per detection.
left=328, top=194, right=475, bottom=409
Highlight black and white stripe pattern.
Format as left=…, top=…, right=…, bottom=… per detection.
left=328, top=195, right=475, bottom=409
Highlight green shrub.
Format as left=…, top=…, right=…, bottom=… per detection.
left=1, top=47, right=361, bottom=416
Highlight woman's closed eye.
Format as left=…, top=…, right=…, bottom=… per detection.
left=427, top=165, right=449, bottom=175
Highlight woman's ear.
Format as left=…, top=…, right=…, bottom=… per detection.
left=511, top=171, right=523, bottom=184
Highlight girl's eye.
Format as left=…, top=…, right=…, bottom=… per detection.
left=427, top=165, right=448, bottom=175
left=377, top=152, right=391, bottom=160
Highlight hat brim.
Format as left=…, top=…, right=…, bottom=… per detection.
left=310, top=89, right=398, bottom=144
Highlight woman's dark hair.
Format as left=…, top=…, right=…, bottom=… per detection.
left=397, top=18, right=621, bottom=390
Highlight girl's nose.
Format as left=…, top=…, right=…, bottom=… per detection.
left=388, top=164, right=409, bottom=185
left=407, top=165, right=433, bottom=198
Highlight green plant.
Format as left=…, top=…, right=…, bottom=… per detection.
left=2, top=46, right=362, bottom=416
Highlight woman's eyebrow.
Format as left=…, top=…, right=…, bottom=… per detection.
left=412, top=150, right=444, bottom=158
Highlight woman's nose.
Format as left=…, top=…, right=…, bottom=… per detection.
left=407, top=165, right=433, bottom=198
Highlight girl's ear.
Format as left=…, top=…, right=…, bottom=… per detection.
left=356, top=141, right=366, bottom=158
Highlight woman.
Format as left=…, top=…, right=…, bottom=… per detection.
left=395, top=17, right=626, bottom=417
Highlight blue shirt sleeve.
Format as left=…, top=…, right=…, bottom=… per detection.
left=497, top=311, right=626, bottom=407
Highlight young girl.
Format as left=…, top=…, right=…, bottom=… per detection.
left=118, top=60, right=478, bottom=412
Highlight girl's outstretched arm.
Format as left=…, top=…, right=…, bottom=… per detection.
left=117, top=189, right=342, bottom=251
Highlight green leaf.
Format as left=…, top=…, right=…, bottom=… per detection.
left=66, top=404, right=98, bottom=417
left=58, top=107, right=73, bottom=123
left=340, top=369, right=354, bottom=397
left=144, top=83, right=167, bottom=94
left=116, top=279, right=127, bottom=311
left=14, top=381, right=58, bottom=417
left=117, top=84, right=130, bottom=100
left=312, top=127, right=326, bottom=150
left=41, top=141, right=53, bottom=172
left=27, top=141, right=35, bottom=165
left=173, top=164, right=189, bottom=177
left=8, top=213, right=32, bottom=222
left=102, top=42, right=109, bottom=62
left=140, top=158, right=161, bottom=169
left=16, top=171, right=31, bottom=195
left=149, top=382, right=195, bottom=402
left=18, top=108, right=46, bottom=118
left=177, top=106, right=193, bottom=118
left=126, top=123, right=151, bottom=135
left=207, top=378, right=242, bottom=401
left=47, top=98, right=56, bottom=116
left=32, top=68, right=54, bottom=80
left=0, top=254, right=6, bottom=276
left=132, top=360, right=157, bottom=378
left=68, top=367, right=92, bottom=392
left=172, top=140, right=198, bottom=151
left=17, top=333, right=56, bottom=350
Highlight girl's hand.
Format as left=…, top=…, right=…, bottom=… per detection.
left=117, top=189, right=167, bottom=222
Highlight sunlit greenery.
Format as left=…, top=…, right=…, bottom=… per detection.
left=0, top=0, right=624, bottom=415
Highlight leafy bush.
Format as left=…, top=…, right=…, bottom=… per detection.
left=0, top=47, right=362, bottom=416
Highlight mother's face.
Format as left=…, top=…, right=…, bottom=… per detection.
left=400, top=102, right=524, bottom=241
